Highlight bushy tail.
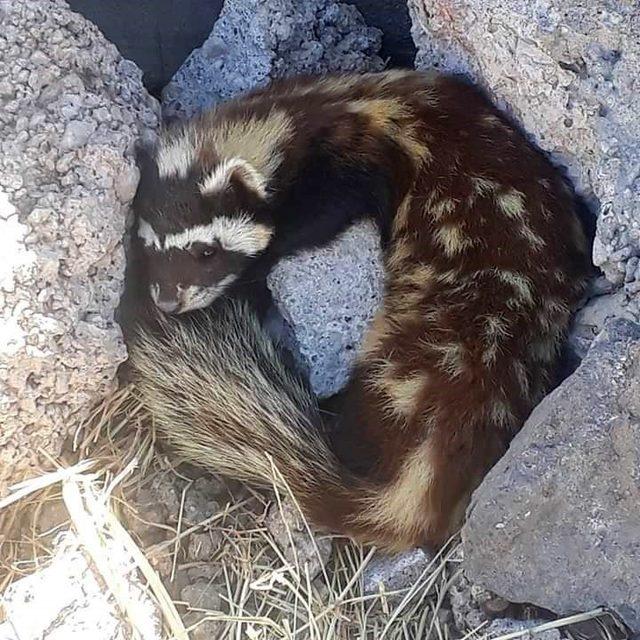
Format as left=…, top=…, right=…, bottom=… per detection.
left=127, top=300, right=377, bottom=542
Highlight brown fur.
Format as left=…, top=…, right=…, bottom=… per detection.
left=127, top=71, right=592, bottom=550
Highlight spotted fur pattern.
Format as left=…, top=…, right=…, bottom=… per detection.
left=127, top=70, right=592, bottom=549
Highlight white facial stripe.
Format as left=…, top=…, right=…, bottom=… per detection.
left=199, top=157, right=268, bottom=199
left=163, top=216, right=273, bottom=256
left=138, top=218, right=162, bottom=249
left=178, top=274, right=238, bottom=313
left=156, top=133, right=196, bottom=179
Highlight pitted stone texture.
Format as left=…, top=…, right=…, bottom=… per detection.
left=1, top=533, right=162, bottom=640
left=267, top=221, right=384, bottom=398
left=0, top=0, right=159, bottom=495
left=569, top=286, right=639, bottom=359
left=362, top=548, right=434, bottom=596
left=462, top=319, right=640, bottom=632
left=162, top=0, right=384, bottom=119
left=450, top=573, right=559, bottom=640
left=407, top=0, right=640, bottom=290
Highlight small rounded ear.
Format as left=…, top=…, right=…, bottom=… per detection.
left=200, top=158, right=268, bottom=200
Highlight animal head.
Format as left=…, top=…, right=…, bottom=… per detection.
left=133, top=141, right=275, bottom=314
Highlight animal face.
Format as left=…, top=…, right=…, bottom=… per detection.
left=137, top=215, right=272, bottom=314
left=134, top=148, right=274, bottom=314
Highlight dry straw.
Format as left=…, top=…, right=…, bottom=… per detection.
left=0, top=383, right=624, bottom=640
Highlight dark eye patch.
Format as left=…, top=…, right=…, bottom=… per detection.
left=189, top=240, right=221, bottom=260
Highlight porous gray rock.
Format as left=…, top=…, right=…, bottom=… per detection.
left=407, top=0, right=640, bottom=292
left=67, top=0, right=223, bottom=93
left=0, top=0, right=159, bottom=495
left=265, top=498, right=332, bottom=580
left=1, top=533, right=162, bottom=640
left=569, top=286, right=638, bottom=359
left=449, top=572, right=557, bottom=639
left=362, top=548, right=434, bottom=596
left=161, top=0, right=384, bottom=119
left=181, top=580, right=222, bottom=612
left=267, top=220, right=384, bottom=398
left=462, top=319, right=640, bottom=632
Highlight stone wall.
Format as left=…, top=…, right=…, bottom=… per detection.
left=0, top=0, right=158, bottom=494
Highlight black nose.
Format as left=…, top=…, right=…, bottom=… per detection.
left=155, top=298, right=180, bottom=313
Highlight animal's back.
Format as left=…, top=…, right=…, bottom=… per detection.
left=128, top=70, right=592, bottom=550
left=323, top=74, right=591, bottom=547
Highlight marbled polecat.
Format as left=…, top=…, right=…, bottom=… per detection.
left=126, top=70, right=592, bottom=549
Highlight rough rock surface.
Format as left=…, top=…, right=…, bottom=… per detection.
left=0, top=0, right=158, bottom=495
left=267, top=221, right=384, bottom=398
left=463, top=319, right=640, bottom=632
left=449, top=572, right=559, bottom=639
left=407, top=0, right=640, bottom=295
left=68, top=0, right=223, bottom=93
left=0, top=533, right=162, bottom=640
left=362, top=548, right=434, bottom=596
left=161, top=0, right=384, bottom=119
left=569, top=281, right=639, bottom=359
left=348, top=0, right=416, bottom=67
left=265, top=498, right=332, bottom=580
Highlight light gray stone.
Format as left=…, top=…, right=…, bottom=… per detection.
left=569, top=287, right=639, bottom=359
left=362, top=548, right=434, bottom=596
left=462, top=319, right=640, bottom=632
left=183, top=477, right=223, bottom=525
left=265, top=498, right=332, bottom=580
left=181, top=580, right=222, bottom=612
left=267, top=220, right=384, bottom=398
left=485, top=618, right=561, bottom=640
left=1, top=533, right=162, bottom=640
left=161, top=0, right=384, bottom=119
left=60, top=120, right=96, bottom=151
left=407, top=0, right=640, bottom=291
left=0, top=0, right=159, bottom=496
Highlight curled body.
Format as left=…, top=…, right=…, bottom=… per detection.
left=127, top=70, right=592, bottom=549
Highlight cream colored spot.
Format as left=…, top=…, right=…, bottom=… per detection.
left=519, top=222, right=546, bottom=250
left=200, top=157, right=268, bottom=198
left=434, top=224, right=475, bottom=257
left=398, top=264, right=437, bottom=289
left=429, top=198, right=457, bottom=220
left=497, top=189, right=526, bottom=220
left=383, top=374, right=428, bottom=419
left=393, top=194, right=412, bottom=233
left=488, top=399, right=515, bottom=428
left=156, top=130, right=197, bottom=179
left=355, top=440, right=435, bottom=546
left=429, top=342, right=467, bottom=378
left=204, top=109, right=293, bottom=182
left=345, top=98, right=432, bottom=165
left=470, top=176, right=500, bottom=196
left=359, top=310, right=390, bottom=359
left=495, top=270, right=535, bottom=306
left=387, top=239, right=413, bottom=270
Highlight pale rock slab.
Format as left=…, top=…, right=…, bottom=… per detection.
left=463, top=319, right=640, bottom=632
left=407, top=0, right=640, bottom=295
left=0, top=0, right=159, bottom=494
left=162, top=0, right=384, bottom=119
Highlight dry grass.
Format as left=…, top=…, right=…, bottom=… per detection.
left=0, top=384, right=624, bottom=640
